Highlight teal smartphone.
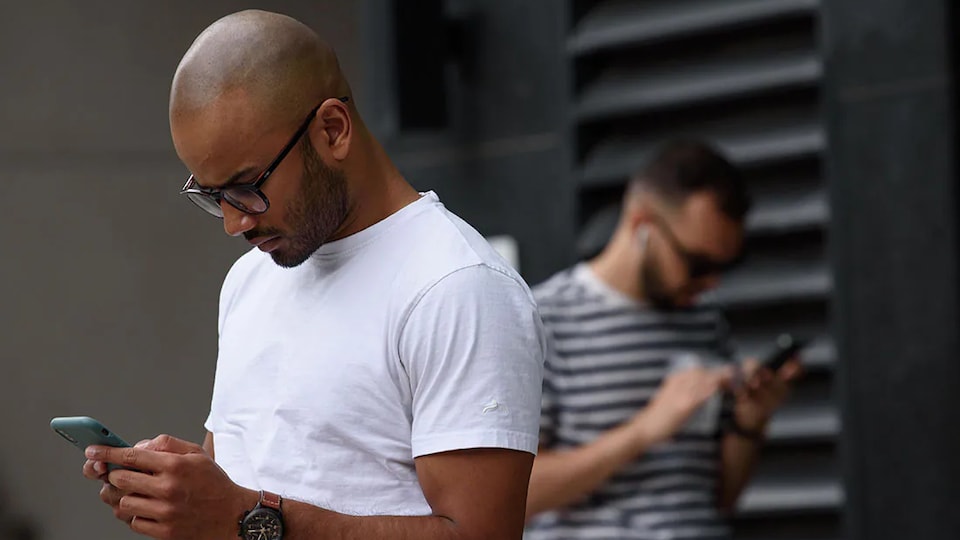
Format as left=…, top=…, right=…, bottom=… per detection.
left=50, top=416, right=131, bottom=471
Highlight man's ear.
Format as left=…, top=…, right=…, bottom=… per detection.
left=314, top=98, right=352, bottom=161
left=624, top=198, right=655, bottom=230
left=636, top=224, right=651, bottom=252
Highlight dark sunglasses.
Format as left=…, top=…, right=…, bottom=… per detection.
left=180, top=96, right=350, bottom=219
left=652, top=215, right=744, bottom=278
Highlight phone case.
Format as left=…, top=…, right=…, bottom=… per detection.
left=50, top=416, right=131, bottom=471
left=762, top=334, right=807, bottom=371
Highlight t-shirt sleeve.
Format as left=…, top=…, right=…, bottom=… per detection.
left=539, top=329, right=561, bottom=448
left=399, top=264, right=546, bottom=458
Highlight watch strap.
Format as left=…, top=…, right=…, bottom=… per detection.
left=725, top=417, right=766, bottom=442
left=260, top=490, right=283, bottom=512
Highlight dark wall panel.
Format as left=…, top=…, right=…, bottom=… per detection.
left=565, top=1, right=841, bottom=539
left=822, top=1, right=960, bottom=539
left=363, top=0, right=576, bottom=283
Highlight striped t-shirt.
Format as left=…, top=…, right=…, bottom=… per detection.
left=525, top=263, right=734, bottom=540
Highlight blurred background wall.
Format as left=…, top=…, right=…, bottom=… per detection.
left=0, top=2, right=363, bottom=540
left=1, top=1, right=959, bottom=540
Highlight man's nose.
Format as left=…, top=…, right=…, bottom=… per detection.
left=222, top=203, right=257, bottom=237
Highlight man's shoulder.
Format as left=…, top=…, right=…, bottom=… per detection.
left=394, top=199, right=531, bottom=298
left=530, top=266, right=588, bottom=307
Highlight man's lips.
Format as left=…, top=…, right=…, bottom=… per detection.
left=247, top=235, right=281, bottom=251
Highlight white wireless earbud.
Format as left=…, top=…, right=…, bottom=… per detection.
left=636, top=226, right=650, bottom=252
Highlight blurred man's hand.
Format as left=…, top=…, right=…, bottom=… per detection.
left=730, top=359, right=803, bottom=433
left=632, top=367, right=730, bottom=444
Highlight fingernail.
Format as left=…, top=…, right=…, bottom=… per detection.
left=95, top=461, right=106, bottom=474
left=85, top=447, right=100, bottom=459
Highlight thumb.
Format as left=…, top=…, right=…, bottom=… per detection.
left=715, top=365, right=734, bottom=387
left=741, top=358, right=760, bottom=378
left=778, top=359, right=804, bottom=382
left=148, top=434, right=203, bottom=454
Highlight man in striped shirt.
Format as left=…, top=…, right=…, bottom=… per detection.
left=525, top=140, right=801, bottom=539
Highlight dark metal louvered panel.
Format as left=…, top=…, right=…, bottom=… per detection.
left=708, top=265, right=832, bottom=307
left=568, top=0, right=838, bottom=538
left=579, top=113, right=825, bottom=188
left=577, top=186, right=829, bottom=258
left=576, top=52, right=821, bottom=122
left=568, top=0, right=820, bottom=56
left=739, top=481, right=844, bottom=516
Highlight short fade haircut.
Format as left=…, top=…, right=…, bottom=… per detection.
left=629, top=139, right=751, bottom=220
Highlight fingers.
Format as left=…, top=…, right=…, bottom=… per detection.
left=128, top=515, right=165, bottom=538
left=83, top=459, right=108, bottom=480
left=744, top=369, right=790, bottom=409
left=100, top=482, right=134, bottom=524
left=147, top=434, right=204, bottom=455
left=84, top=439, right=165, bottom=482
left=135, top=439, right=153, bottom=449
left=85, top=445, right=170, bottom=473
left=99, top=481, right=122, bottom=506
left=777, top=359, right=804, bottom=382
left=106, top=468, right=171, bottom=499
left=740, top=358, right=760, bottom=379
left=118, top=493, right=174, bottom=522
left=749, top=367, right=771, bottom=390
left=85, top=435, right=202, bottom=472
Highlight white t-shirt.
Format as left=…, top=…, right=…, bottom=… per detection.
left=204, top=191, right=545, bottom=516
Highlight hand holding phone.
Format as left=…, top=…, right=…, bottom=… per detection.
left=760, top=333, right=808, bottom=372
left=50, top=416, right=131, bottom=472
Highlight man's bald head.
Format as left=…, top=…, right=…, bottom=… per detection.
left=170, top=10, right=351, bottom=129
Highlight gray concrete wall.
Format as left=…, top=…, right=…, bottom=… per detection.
left=0, top=3, right=362, bottom=539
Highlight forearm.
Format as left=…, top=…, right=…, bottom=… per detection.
left=236, top=488, right=513, bottom=540
left=285, top=502, right=462, bottom=540
left=718, top=433, right=762, bottom=511
left=235, top=490, right=523, bottom=540
left=526, top=418, right=653, bottom=519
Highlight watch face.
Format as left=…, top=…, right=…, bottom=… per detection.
left=242, top=508, right=283, bottom=540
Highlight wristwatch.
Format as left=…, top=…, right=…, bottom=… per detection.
left=239, top=490, right=284, bottom=540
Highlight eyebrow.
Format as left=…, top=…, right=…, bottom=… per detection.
left=200, top=166, right=260, bottom=190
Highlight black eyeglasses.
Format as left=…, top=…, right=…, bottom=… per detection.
left=652, top=214, right=743, bottom=279
left=180, top=96, right=350, bottom=219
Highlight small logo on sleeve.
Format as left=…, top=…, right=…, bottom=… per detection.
left=482, top=400, right=502, bottom=414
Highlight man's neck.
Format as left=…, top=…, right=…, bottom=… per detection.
left=588, top=233, right=646, bottom=302
left=330, top=135, right=420, bottom=241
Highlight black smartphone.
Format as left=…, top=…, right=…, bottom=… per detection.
left=760, top=333, right=808, bottom=372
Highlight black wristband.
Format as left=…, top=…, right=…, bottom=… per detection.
left=725, top=417, right=766, bottom=442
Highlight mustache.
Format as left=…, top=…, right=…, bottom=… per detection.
left=244, top=229, right=282, bottom=242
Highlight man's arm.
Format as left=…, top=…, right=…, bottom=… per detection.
left=716, top=360, right=802, bottom=511
left=86, top=437, right=532, bottom=540
left=717, top=432, right=762, bottom=511
left=526, top=367, right=729, bottom=519
left=282, top=448, right=532, bottom=540
left=202, top=431, right=214, bottom=460
left=527, top=418, right=653, bottom=518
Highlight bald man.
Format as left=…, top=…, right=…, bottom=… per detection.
left=81, top=10, right=545, bottom=540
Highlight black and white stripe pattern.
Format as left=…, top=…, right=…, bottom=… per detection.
left=526, top=264, right=733, bottom=540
